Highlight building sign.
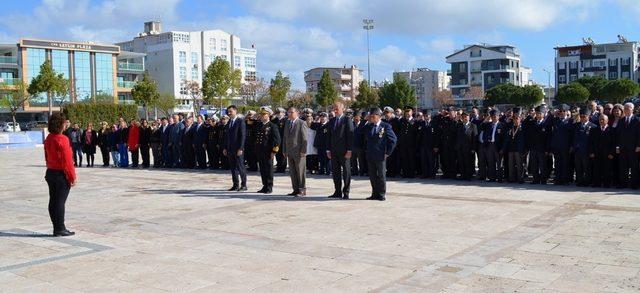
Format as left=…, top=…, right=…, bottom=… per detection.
left=20, top=39, right=120, bottom=54
left=568, top=49, right=581, bottom=56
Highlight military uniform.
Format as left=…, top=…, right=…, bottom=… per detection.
left=417, top=118, right=439, bottom=178
left=397, top=113, right=418, bottom=178
left=439, top=115, right=458, bottom=179
left=245, top=114, right=258, bottom=171
left=206, top=122, right=220, bottom=169
left=272, top=113, right=287, bottom=173
left=255, top=116, right=281, bottom=193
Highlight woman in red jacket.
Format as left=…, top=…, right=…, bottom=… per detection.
left=44, top=113, right=77, bottom=237
left=128, top=119, right=140, bottom=168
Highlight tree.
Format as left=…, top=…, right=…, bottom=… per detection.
left=517, top=85, right=545, bottom=108
left=462, top=86, right=485, bottom=106
left=131, top=73, right=160, bottom=120
left=269, top=71, right=291, bottom=107
left=555, top=82, right=590, bottom=105
left=378, top=73, right=416, bottom=109
left=433, top=89, right=454, bottom=109
left=602, top=78, right=640, bottom=104
left=240, top=78, right=268, bottom=105
left=0, top=81, right=29, bottom=132
left=186, top=81, right=202, bottom=115
left=202, top=56, right=242, bottom=112
left=484, top=83, right=521, bottom=106
left=288, top=90, right=316, bottom=109
left=27, top=59, right=69, bottom=115
left=154, top=93, right=178, bottom=118
left=353, top=80, right=379, bottom=110
left=576, top=76, right=608, bottom=101
left=315, top=69, right=338, bottom=109
left=94, top=93, right=116, bottom=104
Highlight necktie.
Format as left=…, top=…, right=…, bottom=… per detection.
left=334, top=116, right=340, bottom=130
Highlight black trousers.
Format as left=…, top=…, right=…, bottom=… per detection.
left=130, top=147, right=139, bottom=167
left=574, top=153, right=591, bottom=185
left=399, top=147, right=416, bottom=178
left=367, top=160, right=386, bottom=198
left=171, top=143, right=182, bottom=168
left=45, top=169, right=70, bottom=232
left=140, top=144, right=150, bottom=167
left=420, top=147, right=436, bottom=178
left=100, top=146, right=110, bottom=166
left=275, top=148, right=287, bottom=172
left=619, top=150, right=639, bottom=188
left=331, top=155, right=351, bottom=196
left=441, top=148, right=458, bottom=179
left=317, top=149, right=329, bottom=175
left=151, top=143, right=162, bottom=167
left=593, top=154, right=613, bottom=187
left=529, top=150, right=548, bottom=183
left=258, top=156, right=274, bottom=190
left=350, top=150, right=359, bottom=175
left=246, top=144, right=258, bottom=171
left=457, top=149, right=475, bottom=180
left=386, top=150, right=398, bottom=177
left=207, top=144, right=219, bottom=169
left=357, top=149, right=368, bottom=176
left=553, top=150, right=569, bottom=184
left=85, top=153, right=94, bottom=167
left=485, top=143, right=502, bottom=181
left=229, top=153, right=247, bottom=187
left=195, top=144, right=207, bottom=169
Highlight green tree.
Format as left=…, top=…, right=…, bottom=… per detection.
left=27, top=59, right=69, bottom=115
left=131, top=73, right=160, bottom=120
left=484, top=83, right=521, bottom=106
left=0, top=81, right=29, bottom=132
left=555, top=82, right=590, bottom=105
left=94, top=93, right=116, bottom=104
left=517, top=85, right=545, bottom=108
left=602, top=78, right=639, bottom=104
left=378, top=73, right=416, bottom=109
left=269, top=71, right=291, bottom=107
left=576, top=76, right=608, bottom=101
left=202, top=56, right=242, bottom=112
left=353, top=80, right=379, bottom=110
left=154, top=93, right=178, bottom=118
left=315, top=69, right=338, bottom=109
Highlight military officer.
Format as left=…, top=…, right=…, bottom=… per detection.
left=255, top=107, right=281, bottom=194
left=272, top=107, right=288, bottom=173
left=549, top=104, right=573, bottom=185
left=245, top=110, right=258, bottom=172
left=397, top=106, right=419, bottom=178
left=417, top=111, right=439, bottom=179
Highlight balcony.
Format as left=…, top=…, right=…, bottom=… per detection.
left=471, top=68, right=482, bottom=73
left=482, top=65, right=512, bottom=71
left=0, top=56, right=18, bottom=64
left=340, top=74, right=352, bottom=80
left=118, top=81, right=136, bottom=88
left=0, top=77, right=21, bottom=86
left=117, top=63, right=144, bottom=71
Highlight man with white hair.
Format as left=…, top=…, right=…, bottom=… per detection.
left=616, top=102, right=640, bottom=189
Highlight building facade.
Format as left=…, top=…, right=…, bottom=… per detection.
left=554, top=39, right=639, bottom=92
left=445, top=44, right=532, bottom=107
left=117, top=21, right=257, bottom=114
left=0, top=38, right=145, bottom=120
left=304, top=65, right=363, bottom=101
left=395, top=68, right=450, bottom=110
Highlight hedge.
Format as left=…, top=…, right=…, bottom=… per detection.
left=63, top=103, right=138, bottom=126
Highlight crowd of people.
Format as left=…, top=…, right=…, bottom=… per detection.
left=62, top=100, right=640, bottom=191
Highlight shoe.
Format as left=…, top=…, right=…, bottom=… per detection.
left=378, top=197, right=386, bottom=201
left=342, top=194, right=349, bottom=200
left=228, top=186, right=239, bottom=191
left=328, top=194, right=342, bottom=199
left=287, top=191, right=299, bottom=196
left=238, top=186, right=247, bottom=191
left=264, top=189, right=273, bottom=194
left=257, top=188, right=267, bottom=193
left=366, top=196, right=379, bottom=200
left=53, top=229, right=75, bottom=237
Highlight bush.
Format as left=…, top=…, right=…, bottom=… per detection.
left=63, top=103, right=138, bottom=126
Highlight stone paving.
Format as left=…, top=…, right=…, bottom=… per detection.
left=1, top=147, right=640, bottom=292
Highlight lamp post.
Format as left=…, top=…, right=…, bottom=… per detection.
left=362, top=19, right=374, bottom=85
left=543, top=68, right=552, bottom=106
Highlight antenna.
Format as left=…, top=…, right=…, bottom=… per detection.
left=582, top=37, right=595, bottom=45
left=618, top=35, right=628, bottom=43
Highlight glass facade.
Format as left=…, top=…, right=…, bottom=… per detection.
left=95, top=53, right=114, bottom=97
left=51, top=50, right=70, bottom=102
left=191, top=67, right=198, bottom=80
left=27, top=48, right=47, bottom=106
left=179, top=66, right=186, bottom=81
left=74, top=51, right=92, bottom=102
left=179, top=51, right=186, bottom=63
left=191, top=52, right=198, bottom=64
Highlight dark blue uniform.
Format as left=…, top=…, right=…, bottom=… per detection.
left=356, top=121, right=397, bottom=200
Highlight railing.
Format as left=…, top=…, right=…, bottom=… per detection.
left=0, top=56, right=17, bottom=64
left=471, top=68, right=482, bottom=73
left=118, top=99, right=136, bottom=105
left=117, top=63, right=144, bottom=71
left=117, top=81, right=136, bottom=88
left=482, top=65, right=512, bottom=71
left=0, top=77, right=21, bottom=85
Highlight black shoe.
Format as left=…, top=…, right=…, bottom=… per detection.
left=287, top=191, right=299, bottom=196
left=53, top=229, right=75, bottom=237
left=257, top=188, right=267, bottom=193
left=366, top=196, right=379, bottom=200
left=228, top=186, right=239, bottom=191
left=378, top=197, right=386, bottom=201
left=328, top=194, right=342, bottom=199
left=264, top=189, right=273, bottom=194
left=238, top=186, right=247, bottom=191
left=342, top=195, right=349, bottom=200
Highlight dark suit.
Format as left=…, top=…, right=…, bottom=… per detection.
left=224, top=117, right=247, bottom=188
left=272, top=116, right=288, bottom=172
left=139, top=126, right=151, bottom=168
left=161, top=124, right=172, bottom=167
left=617, top=116, right=640, bottom=188
left=170, top=122, right=185, bottom=168
left=327, top=115, right=355, bottom=197
left=456, top=121, right=478, bottom=180
left=417, top=120, right=439, bottom=178
left=550, top=117, right=573, bottom=184
left=573, top=121, right=596, bottom=186
left=357, top=121, right=397, bottom=199
left=589, top=125, right=616, bottom=187
left=193, top=122, right=208, bottom=169
left=397, top=117, right=419, bottom=178
left=481, top=121, right=505, bottom=181
left=312, top=122, right=330, bottom=175
left=354, top=120, right=368, bottom=176
left=503, top=125, right=526, bottom=183
left=182, top=124, right=196, bottom=169
left=527, top=119, right=551, bottom=183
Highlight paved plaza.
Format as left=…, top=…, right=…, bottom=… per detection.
left=1, top=148, right=640, bottom=292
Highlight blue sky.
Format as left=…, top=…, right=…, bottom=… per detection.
left=2, top=0, right=640, bottom=90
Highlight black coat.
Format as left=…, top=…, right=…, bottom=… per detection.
left=589, top=126, right=616, bottom=157
left=326, top=115, right=355, bottom=155
left=417, top=120, right=440, bottom=150
left=81, top=130, right=98, bottom=154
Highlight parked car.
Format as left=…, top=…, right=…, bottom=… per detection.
left=4, top=122, right=21, bottom=132
left=26, top=121, right=48, bottom=130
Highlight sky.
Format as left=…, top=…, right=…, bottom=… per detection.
left=2, top=0, right=640, bottom=90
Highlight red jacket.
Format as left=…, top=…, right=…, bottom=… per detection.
left=128, top=125, right=140, bottom=150
left=45, top=133, right=77, bottom=183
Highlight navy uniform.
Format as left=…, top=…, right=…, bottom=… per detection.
left=356, top=108, right=397, bottom=201
left=589, top=119, right=616, bottom=188
left=549, top=104, right=573, bottom=185
left=417, top=113, right=439, bottom=178
left=255, top=107, right=281, bottom=194
left=503, top=116, right=526, bottom=183
left=572, top=109, right=597, bottom=186
left=455, top=113, right=478, bottom=180
left=272, top=108, right=288, bottom=173
left=397, top=106, right=419, bottom=178
left=312, top=113, right=330, bottom=175
left=353, top=112, right=369, bottom=176
left=245, top=111, right=258, bottom=172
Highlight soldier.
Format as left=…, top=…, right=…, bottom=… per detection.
left=205, top=117, right=220, bottom=169
left=382, top=107, right=399, bottom=177
left=397, top=106, right=419, bottom=178
left=272, top=107, right=288, bottom=173
left=439, top=108, right=459, bottom=179
left=312, top=112, right=330, bottom=175
left=549, top=104, right=573, bottom=185
left=503, top=114, right=526, bottom=183
left=529, top=106, right=551, bottom=184
left=455, top=112, right=478, bottom=180
left=589, top=115, right=615, bottom=188
left=255, top=107, right=281, bottom=194
left=418, top=111, right=439, bottom=179
left=245, top=110, right=258, bottom=172
left=354, top=111, right=369, bottom=176
left=573, top=109, right=597, bottom=186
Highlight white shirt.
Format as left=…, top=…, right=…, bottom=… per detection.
left=491, top=123, right=498, bottom=142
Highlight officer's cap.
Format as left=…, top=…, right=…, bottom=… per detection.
left=383, top=106, right=394, bottom=113
left=403, top=105, right=413, bottom=112
left=461, top=112, right=469, bottom=117
left=559, top=104, right=570, bottom=111
left=345, top=109, right=354, bottom=115
left=302, top=108, right=313, bottom=115
left=221, top=115, right=230, bottom=120
left=319, top=112, right=327, bottom=117
left=489, top=109, right=499, bottom=116
left=512, top=107, right=522, bottom=115
left=276, top=107, right=285, bottom=114
left=246, top=110, right=256, bottom=116
left=369, top=107, right=383, bottom=116
left=259, top=106, right=273, bottom=116
left=579, top=108, right=591, bottom=116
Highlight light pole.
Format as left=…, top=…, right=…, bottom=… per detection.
left=543, top=68, right=552, bottom=106
left=362, top=19, right=374, bottom=85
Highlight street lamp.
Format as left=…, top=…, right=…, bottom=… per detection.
left=542, top=68, right=552, bottom=106
left=362, top=19, right=374, bottom=85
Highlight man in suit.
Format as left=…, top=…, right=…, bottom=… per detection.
left=397, top=106, right=419, bottom=178
left=193, top=115, right=208, bottom=169
left=590, top=114, right=616, bottom=188
left=181, top=116, right=196, bottom=169
left=439, top=108, right=459, bottom=179
left=205, top=117, right=219, bottom=169
left=169, top=114, right=185, bottom=168
left=283, top=107, right=308, bottom=196
left=528, top=106, right=551, bottom=184
left=616, top=102, right=640, bottom=189
left=417, top=111, right=439, bottom=179
left=161, top=117, right=172, bottom=168
left=356, top=108, right=397, bottom=201
left=354, top=111, right=369, bottom=176
left=223, top=105, right=247, bottom=191
left=245, top=111, right=258, bottom=172
left=272, top=108, right=288, bottom=173
left=503, top=114, right=526, bottom=183
left=327, top=102, right=355, bottom=199
left=550, top=104, right=573, bottom=185
left=573, top=109, right=597, bottom=186
left=382, top=107, right=399, bottom=177
left=481, top=109, right=505, bottom=182
left=456, top=112, right=478, bottom=180
left=255, top=107, right=281, bottom=194
left=312, top=112, right=330, bottom=175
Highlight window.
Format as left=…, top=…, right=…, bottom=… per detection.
left=622, top=58, right=630, bottom=66
left=209, top=38, right=216, bottom=50
left=95, top=53, right=114, bottom=98
left=558, top=75, right=566, bottom=83
left=609, top=59, right=618, bottom=66
left=221, top=39, right=227, bottom=51
left=558, top=62, right=565, bottom=70
left=244, top=71, right=256, bottom=82
left=570, top=74, right=577, bottom=81
left=609, top=72, right=618, bottom=79
left=234, top=55, right=241, bottom=68
left=74, top=51, right=92, bottom=102
left=179, top=51, right=186, bottom=63
left=26, top=48, right=47, bottom=106
left=191, top=52, right=198, bottom=64
left=459, top=63, right=466, bottom=72
left=622, top=71, right=630, bottom=78
left=569, top=61, right=577, bottom=69
left=220, top=55, right=227, bottom=61
left=244, top=57, right=256, bottom=69
left=191, top=67, right=198, bottom=80
left=179, top=66, right=186, bottom=81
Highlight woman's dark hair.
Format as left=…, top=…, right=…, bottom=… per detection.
left=48, top=113, right=66, bottom=134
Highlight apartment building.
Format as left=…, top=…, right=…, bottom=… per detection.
left=304, top=65, right=363, bottom=101
left=395, top=68, right=450, bottom=110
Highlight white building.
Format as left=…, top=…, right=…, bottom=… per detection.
left=304, top=66, right=363, bottom=101
left=554, top=37, right=639, bottom=92
left=445, top=44, right=532, bottom=107
left=395, top=68, right=450, bottom=110
left=117, top=21, right=257, bottom=114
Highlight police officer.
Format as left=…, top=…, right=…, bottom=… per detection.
left=272, top=107, right=288, bottom=173
left=255, top=107, right=281, bottom=194
left=245, top=110, right=258, bottom=172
